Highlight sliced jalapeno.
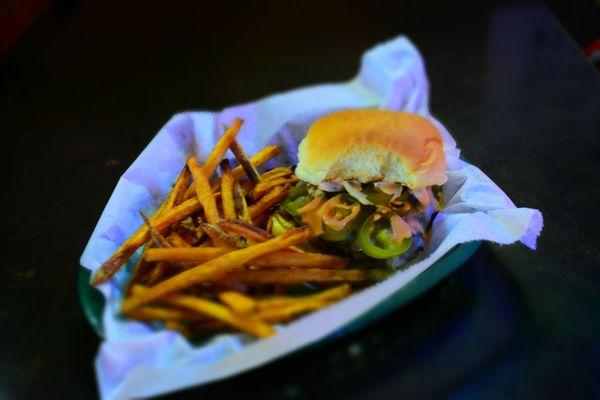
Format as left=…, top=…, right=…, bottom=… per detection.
left=281, top=182, right=315, bottom=216
left=271, top=212, right=296, bottom=236
left=357, top=212, right=412, bottom=259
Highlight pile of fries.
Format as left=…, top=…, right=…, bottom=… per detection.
left=92, top=119, right=386, bottom=338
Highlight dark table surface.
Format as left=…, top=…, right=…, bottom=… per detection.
left=2, top=0, right=599, bottom=399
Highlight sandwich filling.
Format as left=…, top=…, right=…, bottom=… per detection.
left=272, top=178, right=443, bottom=264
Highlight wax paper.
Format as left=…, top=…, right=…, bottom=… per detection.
left=80, top=36, right=543, bottom=400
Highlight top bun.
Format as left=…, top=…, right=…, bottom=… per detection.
left=295, top=109, right=447, bottom=189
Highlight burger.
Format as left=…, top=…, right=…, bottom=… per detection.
left=272, top=109, right=446, bottom=267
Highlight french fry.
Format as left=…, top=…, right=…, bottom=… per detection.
left=238, top=178, right=254, bottom=194
left=145, top=247, right=328, bottom=269
left=230, top=139, right=261, bottom=185
left=181, top=120, right=245, bottom=200
left=248, top=185, right=290, bottom=220
left=167, top=232, right=191, bottom=248
left=125, top=244, right=152, bottom=295
left=166, top=233, right=195, bottom=268
left=126, top=305, right=204, bottom=322
left=163, top=164, right=191, bottom=211
left=260, top=166, right=293, bottom=182
left=174, top=224, right=203, bottom=245
left=140, top=211, right=172, bottom=248
left=121, top=227, right=312, bottom=312
left=231, top=146, right=280, bottom=181
left=183, top=145, right=281, bottom=200
left=187, top=156, right=220, bottom=224
left=220, top=160, right=236, bottom=219
left=251, top=251, right=347, bottom=269
left=233, top=181, right=251, bottom=223
left=190, top=213, right=201, bottom=228
left=163, top=294, right=273, bottom=338
left=167, top=295, right=275, bottom=338
left=204, top=119, right=243, bottom=178
left=251, top=212, right=271, bottom=230
left=256, top=284, right=351, bottom=310
left=222, top=268, right=386, bottom=286
left=139, top=211, right=194, bottom=272
left=145, top=261, right=172, bottom=285
left=218, top=291, right=256, bottom=314
left=217, top=219, right=272, bottom=243
left=146, top=247, right=230, bottom=263
left=130, top=285, right=272, bottom=337
left=92, top=197, right=203, bottom=285
left=201, top=223, right=246, bottom=248
left=204, top=145, right=282, bottom=194
left=255, top=301, right=327, bottom=323
left=250, top=177, right=298, bottom=201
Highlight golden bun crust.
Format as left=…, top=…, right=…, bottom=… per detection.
left=295, top=109, right=447, bottom=189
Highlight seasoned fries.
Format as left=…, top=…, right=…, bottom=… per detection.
left=95, top=125, right=394, bottom=338
left=140, top=211, right=172, bottom=248
left=255, top=301, right=328, bottom=323
left=145, top=247, right=230, bottom=263
left=250, top=176, right=298, bottom=201
left=230, top=145, right=281, bottom=181
left=145, top=261, right=172, bottom=285
left=248, top=185, right=290, bottom=220
left=187, top=156, right=220, bottom=225
left=145, top=247, right=345, bottom=269
left=91, top=197, right=203, bottom=285
left=182, top=119, right=243, bottom=200
left=251, top=251, right=347, bottom=269
left=255, top=284, right=351, bottom=310
left=165, top=294, right=274, bottom=338
left=217, top=219, right=272, bottom=243
left=220, top=268, right=385, bottom=286
left=202, top=145, right=282, bottom=196
left=121, top=227, right=312, bottom=313
left=167, top=232, right=191, bottom=248
left=260, top=166, right=293, bottom=182
left=219, top=292, right=256, bottom=314
left=200, top=223, right=246, bottom=248
left=164, top=165, right=191, bottom=211
left=125, top=244, right=151, bottom=295
left=230, top=139, right=261, bottom=185
left=233, top=181, right=251, bottom=222
left=220, top=160, right=236, bottom=219
left=132, top=285, right=273, bottom=337
left=204, top=118, right=243, bottom=178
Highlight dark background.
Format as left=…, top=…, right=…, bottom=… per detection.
left=1, top=0, right=599, bottom=399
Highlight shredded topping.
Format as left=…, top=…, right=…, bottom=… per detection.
left=374, top=181, right=402, bottom=195
left=318, top=182, right=343, bottom=192
left=342, top=181, right=373, bottom=205
left=390, top=214, right=412, bottom=243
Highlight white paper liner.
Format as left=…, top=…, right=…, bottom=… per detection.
left=80, top=36, right=543, bottom=400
